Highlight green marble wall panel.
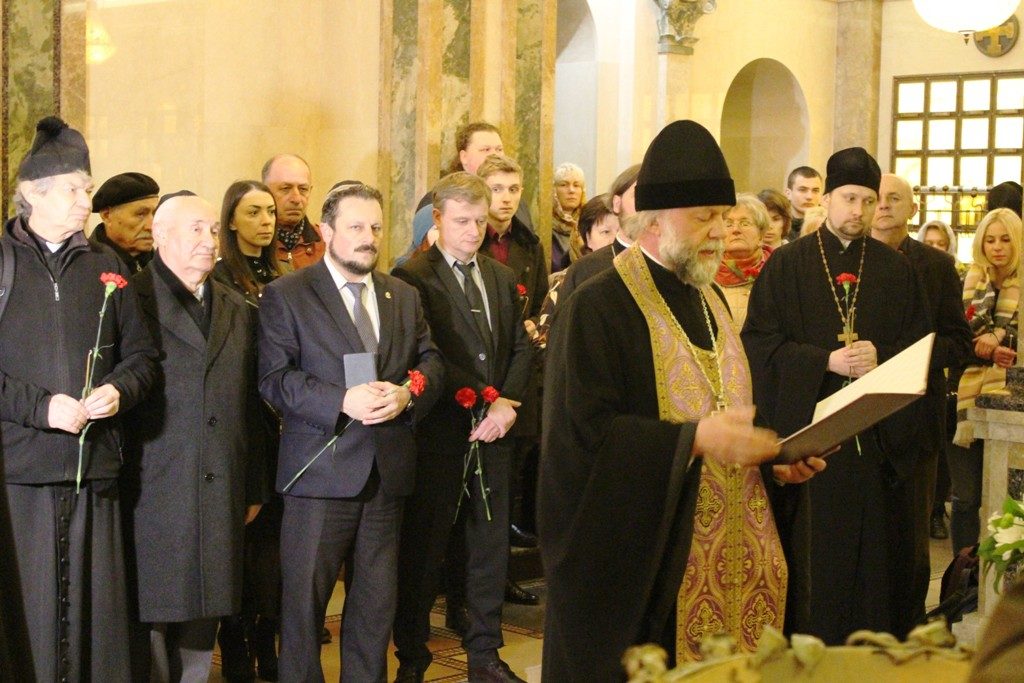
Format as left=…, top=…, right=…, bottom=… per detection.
left=440, top=0, right=470, bottom=166
left=515, top=0, right=542, bottom=221
left=388, top=0, right=419, bottom=255
left=3, top=0, right=60, bottom=218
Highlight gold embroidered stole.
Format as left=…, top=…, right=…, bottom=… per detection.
left=614, top=245, right=787, bottom=662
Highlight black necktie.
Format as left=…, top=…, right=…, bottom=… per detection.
left=343, top=282, right=378, bottom=353
left=455, top=261, right=493, bottom=350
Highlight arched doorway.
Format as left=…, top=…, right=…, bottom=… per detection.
left=554, top=0, right=598, bottom=186
left=720, top=59, right=810, bottom=193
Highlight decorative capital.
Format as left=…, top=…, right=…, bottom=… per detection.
left=655, top=0, right=717, bottom=55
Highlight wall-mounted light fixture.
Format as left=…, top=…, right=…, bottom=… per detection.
left=913, top=0, right=1020, bottom=42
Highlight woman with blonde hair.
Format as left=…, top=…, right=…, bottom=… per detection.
left=715, top=193, right=773, bottom=330
left=949, top=207, right=1021, bottom=553
left=551, top=162, right=586, bottom=272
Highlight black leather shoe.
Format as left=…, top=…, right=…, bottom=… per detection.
left=320, top=626, right=332, bottom=645
left=931, top=509, right=949, bottom=540
left=509, top=524, right=538, bottom=548
left=445, top=603, right=470, bottom=636
left=394, top=663, right=426, bottom=683
left=468, top=658, right=526, bottom=683
left=504, top=579, right=539, bottom=606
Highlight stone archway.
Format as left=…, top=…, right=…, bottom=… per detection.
left=720, top=58, right=810, bottom=193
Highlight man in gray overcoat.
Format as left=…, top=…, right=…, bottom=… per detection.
left=122, top=192, right=268, bottom=681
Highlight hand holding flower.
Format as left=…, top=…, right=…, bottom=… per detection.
left=361, top=380, right=414, bottom=424
left=48, top=393, right=89, bottom=434
left=993, top=345, right=1017, bottom=369
left=83, top=383, right=120, bottom=419
left=470, top=397, right=521, bottom=442
left=342, top=383, right=390, bottom=421
left=827, top=340, right=877, bottom=378
left=975, top=331, right=1003, bottom=361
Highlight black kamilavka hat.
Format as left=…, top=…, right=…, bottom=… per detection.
left=824, top=147, right=881, bottom=195
left=988, top=181, right=1023, bottom=218
left=635, top=120, right=736, bottom=211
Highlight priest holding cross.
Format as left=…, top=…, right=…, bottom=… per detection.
left=742, top=146, right=931, bottom=645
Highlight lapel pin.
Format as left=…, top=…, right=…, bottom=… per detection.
left=385, top=291, right=392, bottom=299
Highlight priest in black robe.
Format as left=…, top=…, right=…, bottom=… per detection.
left=742, top=147, right=931, bottom=645
left=539, top=120, right=824, bottom=682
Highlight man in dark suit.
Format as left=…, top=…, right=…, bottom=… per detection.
left=392, top=172, right=533, bottom=683
left=259, top=182, right=442, bottom=682
left=870, top=172, right=972, bottom=635
left=122, top=192, right=268, bottom=681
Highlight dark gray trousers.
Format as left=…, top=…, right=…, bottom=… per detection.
left=279, top=487, right=401, bottom=682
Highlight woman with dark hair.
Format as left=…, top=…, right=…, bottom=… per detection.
left=216, top=180, right=287, bottom=299
left=214, top=180, right=285, bottom=682
left=577, top=194, right=619, bottom=256
left=757, top=188, right=792, bottom=248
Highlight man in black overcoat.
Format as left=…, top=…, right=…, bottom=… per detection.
left=259, top=182, right=443, bottom=682
left=1, top=117, right=157, bottom=681
left=391, top=172, right=533, bottom=683
left=870, top=172, right=972, bottom=633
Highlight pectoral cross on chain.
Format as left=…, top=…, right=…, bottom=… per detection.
left=837, top=329, right=859, bottom=346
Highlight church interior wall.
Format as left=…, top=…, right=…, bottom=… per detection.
left=878, top=0, right=1024, bottom=175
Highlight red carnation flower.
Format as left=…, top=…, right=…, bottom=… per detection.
left=100, top=272, right=128, bottom=289
left=481, top=386, right=500, bottom=404
left=966, top=305, right=976, bottom=322
left=407, top=370, right=427, bottom=397
left=455, top=387, right=478, bottom=410
left=516, top=283, right=527, bottom=297
left=835, top=273, right=858, bottom=286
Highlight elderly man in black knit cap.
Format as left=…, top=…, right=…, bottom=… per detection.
left=2, top=117, right=157, bottom=681
left=743, top=147, right=931, bottom=645
left=91, top=171, right=160, bottom=273
left=538, top=120, right=825, bottom=681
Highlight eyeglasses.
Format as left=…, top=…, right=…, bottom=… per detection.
left=724, top=219, right=755, bottom=229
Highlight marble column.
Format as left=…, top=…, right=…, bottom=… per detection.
left=2, top=0, right=61, bottom=219
left=834, top=0, right=882, bottom=154
left=379, top=0, right=556, bottom=266
left=652, top=0, right=715, bottom=126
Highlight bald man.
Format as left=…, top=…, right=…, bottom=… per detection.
left=871, top=173, right=971, bottom=635
left=262, top=154, right=326, bottom=269
left=122, top=193, right=268, bottom=681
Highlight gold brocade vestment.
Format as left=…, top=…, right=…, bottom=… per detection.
left=614, top=246, right=787, bottom=662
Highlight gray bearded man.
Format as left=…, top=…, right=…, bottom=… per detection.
left=1, top=117, right=157, bottom=681
left=539, top=120, right=825, bottom=681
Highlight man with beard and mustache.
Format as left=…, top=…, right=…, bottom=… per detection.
left=258, top=182, right=443, bottom=681
left=742, top=148, right=931, bottom=645
left=538, top=120, right=825, bottom=681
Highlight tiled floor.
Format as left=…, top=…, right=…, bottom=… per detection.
left=210, top=520, right=958, bottom=682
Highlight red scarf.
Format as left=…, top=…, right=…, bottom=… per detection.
left=715, top=245, right=772, bottom=287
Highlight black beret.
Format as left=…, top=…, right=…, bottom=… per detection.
left=988, top=181, right=1023, bottom=218
left=92, top=172, right=160, bottom=213
left=824, top=147, right=881, bottom=195
left=635, top=120, right=736, bottom=211
left=17, top=116, right=91, bottom=181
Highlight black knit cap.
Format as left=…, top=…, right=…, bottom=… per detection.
left=988, top=181, right=1023, bottom=218
left=17, top=116, right=91, bottom=181
left=824, top=147, right=881, bottom=195
left=635, top=120, right=736, bottom=211
left=92, top=172, right=160, bottom=213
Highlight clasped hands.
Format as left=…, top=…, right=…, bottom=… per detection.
left=343, top=381, right=412, bottom=425
left=47, top=384, right=120, bottom=434
left=975, top=330, right=1016, bottom=369
left=828, top=340, right=877, bottom=378
left=692, top=406, right=827, bottom=485
left=469, top=396, right=521, bottom=444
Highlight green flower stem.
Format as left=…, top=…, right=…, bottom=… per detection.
left=76, top=287, right=115, bottom=495
left=282, top=418, right=355, bottom=493
left=453, top=409, right=493, bottom=524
